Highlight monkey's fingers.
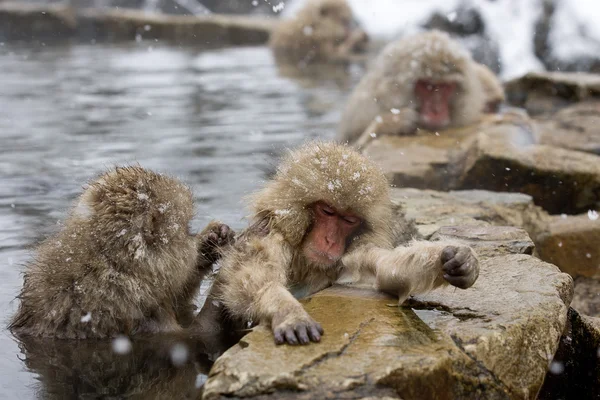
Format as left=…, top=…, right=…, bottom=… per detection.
left=284, top=328, right=299, bottom=345
left=441, top=246, right=458, bottom=264
left=308, top=323, right=323, bottom=342
left=274, top=328, right=285, bottom=345
left=444, top=261, right=471, bottom=277
left=296, top=325, right=310, bottom=345
left=443, top=273, right=473, bottom=289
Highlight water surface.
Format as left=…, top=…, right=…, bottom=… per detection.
left=0, top=42, right=358, bottom=398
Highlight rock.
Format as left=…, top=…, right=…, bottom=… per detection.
left=203, top=226, right=573, bottom=400
left=457, top=123, right=600, bottom=215
left=534, top=101, right=600, bottom=155
left=505, top=71, right=600, bottom=116
left=430, top=225, right=534, bottom=258
left=0, top=2, right=275, bottom=45
left=0, top=2, right=76, bottom=41
left=390, top=187, right=548, bottom=240
left=571, top=276, right=600, bottom=318
left=537, top=308, right=600, bottom=399
left=535, top=214, right=600, bottom=278
left=361, top=120, right=481, bottom=191
left=363, top=110, right=600, bottom=215
left=77, top=8, right=274, bottom=45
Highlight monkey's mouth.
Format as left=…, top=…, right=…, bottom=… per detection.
left=306, top=247, right=341, bottom=267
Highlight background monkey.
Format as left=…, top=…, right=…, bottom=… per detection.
left=337, top=30, right=486, bottom=144
left=474, top=62, right=505, bottom=113
left=269, top=0, right=369, bottom=65
left=10, top=166, right=233, bottom=339
left=197, top=141, right=479, bottom=346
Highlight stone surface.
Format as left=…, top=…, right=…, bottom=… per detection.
left=363, top=110, right=600, bottom=215
left=505, top=71, right=600, bottom=115
left=77, top=8, right=274, bottom=45
left=0, top=2, right=275, bottom=45
left=390, top=187, right=548, bottom=241
left=203, top=226, right=573, bottom=400
left=457, top=124, right=600, bottom=215
left=0, top=2, right=76, bottom=41
left=535, top=214, right=600, bottom=278
left=534, top=101, right=600, bottom=155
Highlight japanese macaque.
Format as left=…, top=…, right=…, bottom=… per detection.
left=337, top=30, right=486, bottom=144
left=269, top=0, right=369, bottom=65
left=474, top=63, right=505, bottom=113
left=197, top=141, right=479, bottom=346
left=10, top=166, right=233, bottom=339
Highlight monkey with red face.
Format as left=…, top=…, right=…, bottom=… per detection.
left=196, top=141, right=479, bottom=345
left=337, top=30, right=487, bottom=145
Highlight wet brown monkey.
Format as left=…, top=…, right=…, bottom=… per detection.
left=337, top=30, right=487, bottom=144
left=197, top=141, right=479, bottom=345
left=10, top=166, right=233, bottom=339
left=269, top=0, right=369, bottom=65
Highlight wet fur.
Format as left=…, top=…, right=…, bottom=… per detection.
left=338, top=30, right=486, bottom=143
left=10, top=166, right=223, bottom=339
left=198, top=142, right=479, bottom=341
left=269, top=0, right=367, bottom=65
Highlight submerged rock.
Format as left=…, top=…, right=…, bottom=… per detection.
left=203, top=225, right=573, bottom=400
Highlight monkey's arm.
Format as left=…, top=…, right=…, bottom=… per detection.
left=216, top=233, right=323, bottom=345
left=341, top=241, right=479, bottom=303
left=354, top=109, right=419, bottom=147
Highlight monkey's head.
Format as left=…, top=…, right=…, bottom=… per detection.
left=250, top=141, right=392, bottom=268
left=301, top=0, right=355, bottom=37
left=379, top=30, right=485, bottom=130
left=73, top=166, right=196, bottom=264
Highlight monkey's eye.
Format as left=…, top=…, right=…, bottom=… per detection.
left=342, top=216, right=360, bottom=226
left=318, top=203, right=336, bottom=216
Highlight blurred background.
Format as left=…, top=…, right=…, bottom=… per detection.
left=0, top=0, right=599, bottom=398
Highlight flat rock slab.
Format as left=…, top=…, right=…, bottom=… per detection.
left=203, top=226, right=573, bottom=400
left=505, top=71, right=600, bottom=115
left=390, top=188, right=547, bottom=240
left=534, top=102, right=600, bottom=155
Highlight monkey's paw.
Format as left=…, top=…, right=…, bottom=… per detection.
left=441, top=245, right=479, bottom=289
left=198, top=221, right=235, bottom=264
left=272, top=310, right=324, bottom=346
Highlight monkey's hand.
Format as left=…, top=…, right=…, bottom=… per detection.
left=197, top=221, right=235, bottom=265
left=441, top=246, right=479, bottom=289
left=272, top=308, right=324, bottom=345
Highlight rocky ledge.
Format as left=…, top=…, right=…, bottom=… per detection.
left=203, top=221, right=573, bottom=399
left=0, top=2, right=275, bottom=45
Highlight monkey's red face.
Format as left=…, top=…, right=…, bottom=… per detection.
left=303, top=202, right=362, bottom=267
left=414, top=80, right=457, bottom=130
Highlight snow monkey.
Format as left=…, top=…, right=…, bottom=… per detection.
left=474, top=62, right=505, bottom=113
left=337, top=30, right=487, bottom=144
left=200, top=141, right=479, bottom=346
left=269, top=0, right=369, bottom=65
left=10, top=166, right=233, bottom=339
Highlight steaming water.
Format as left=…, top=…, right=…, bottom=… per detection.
left=0, top=42, right=357, bottom=398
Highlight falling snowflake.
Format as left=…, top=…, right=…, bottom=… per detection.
left=170, top=343, right=189, bottom=367
left=588, top=210, right=598, bottom=221
left=80, top=312, right=92, bottom=323
left=112, top=335, right=132, bottom=355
